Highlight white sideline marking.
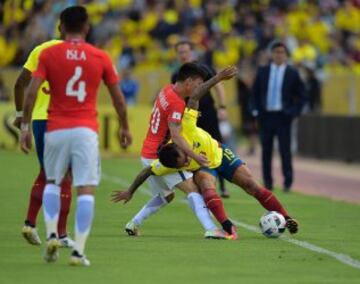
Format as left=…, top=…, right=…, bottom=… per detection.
left=103, top=173, right=360, bottom=270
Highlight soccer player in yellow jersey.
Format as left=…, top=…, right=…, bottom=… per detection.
left=112, top=65, right=299, bottom=237
left=13, top=39, right=74, bottom=248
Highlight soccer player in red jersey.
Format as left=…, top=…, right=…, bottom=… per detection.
left=20, top=6, right=132, bottom=266
left=125, top=63, right=226, bottom=239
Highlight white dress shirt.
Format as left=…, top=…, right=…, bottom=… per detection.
left=266, top=63, right=286, bottom=111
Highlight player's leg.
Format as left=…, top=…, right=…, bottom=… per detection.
left=58, top=171, right=74, bottom=247
left=42, top=130, right=72, bottom=262
left=22, top=120, right=47, bottom=245
left=194, top=170, right=237, bottom=239
left=230, top=164, right=298, bottom=234
left=175, top=178, right=226, bottom=239
left=69, top=127, right=100, bottom=266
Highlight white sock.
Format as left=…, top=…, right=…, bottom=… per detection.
left=43, top=184, right=60, bottom=239
left=133, top=194, right=168, bottom=226
left=74, top=195, right=94, bottom=256
left=187, top=192, right=217, bottom=231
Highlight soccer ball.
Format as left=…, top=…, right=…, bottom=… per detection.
left=259, top=211, right=286, bottom=238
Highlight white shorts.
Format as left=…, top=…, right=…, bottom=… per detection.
left=141, top=157, right=192, bottom=197
left=44, top=127, right=100, bottom=187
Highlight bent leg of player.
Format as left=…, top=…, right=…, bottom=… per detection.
left=175, top=178, right=226, bottom=239
left=69, top=128, right=100, bottom=267
left=218, top=145, right=298, bottom=234
left=194, top=170, right=237, bottom=240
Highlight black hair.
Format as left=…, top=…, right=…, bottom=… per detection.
left=270, top=41, right=290, bottom=56
left=158, top=143, right=181, bottom=168
left=60, top=6, right=88, bottom=33
left=175, top=40, right=194, bottom=50
left=176, top=62, right=208, bottom=82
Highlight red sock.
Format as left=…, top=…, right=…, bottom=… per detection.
left=202, top=188, right=228, bottom=223
left=26, top=169, right=46, bottom=226
left=58, top=175, right=72, bottom=237
left=255, top=187, right=289, bottom=217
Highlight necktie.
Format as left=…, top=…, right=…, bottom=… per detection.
left=270, top=67, right=279, bottom=109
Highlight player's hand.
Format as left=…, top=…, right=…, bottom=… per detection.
left=217, top=66, right=238, bottom=81
left=193, top=154, right=209, bottom=167
left=217, top=108, right=227, bottom=121
left=118, top=128, right=133, bottom=149
left=13, top=117, right=22, bottom=130
left=20, top=130, right=32, bottom=154
left=110, top=190, right=133, bottom=204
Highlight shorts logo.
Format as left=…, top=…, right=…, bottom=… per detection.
left=172, top=112, right=181, bottom=120
left=193, top=141, right=201, bottom=149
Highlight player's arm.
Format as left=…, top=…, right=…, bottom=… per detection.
left=106, top=83, right=132, bottom=149
left=110, top=166, right=154, bottom=204
left=169, top=121, right=209, bottom=166
left=187, top=66, right=238, bottom=110
left=20, top=77, right=44, bottom=153
left=13, top=68, right=32, bottom=129
left=213, top=82, right=227, bottom=120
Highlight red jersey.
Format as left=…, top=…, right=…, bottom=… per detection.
left=33, top=39, right=119, bottom=132
left=141, top=84, right=185, bottom=159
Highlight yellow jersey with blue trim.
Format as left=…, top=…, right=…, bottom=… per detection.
left=23, top=39, right=62, bottom=120
left=151, top=108, right=223, bottom=176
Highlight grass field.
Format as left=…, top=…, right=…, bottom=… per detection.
left=1, top=149, right=360, bottom=284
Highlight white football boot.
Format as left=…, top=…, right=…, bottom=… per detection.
left=125, top=221, right=140, bottom=236
left=59, top=235, right=75, bottom=248
left=204, top=228, right=227, bottom=240
left=43, top=236, right=60, bottom=263
left=69, top=251, right=91, bottom=267
left=22, top=225, right=42, bottom=245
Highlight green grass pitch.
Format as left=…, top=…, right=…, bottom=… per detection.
left=0, top=149, right=360, bottom=283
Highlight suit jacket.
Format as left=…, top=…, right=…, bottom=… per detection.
left=251, top=64, right=305, bottom=118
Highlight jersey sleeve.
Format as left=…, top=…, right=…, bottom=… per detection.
left=167, top=100, right=184, bottom=124
left=150, top=160, right=177, bottom=176
left=23, top=46, right=41, bottom=72
left=32, top=50, right=48, bottom=80
left=102, top=53, right=119, bottom=85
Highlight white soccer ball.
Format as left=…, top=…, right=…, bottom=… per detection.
left=259, top=211, right=286, bottom=238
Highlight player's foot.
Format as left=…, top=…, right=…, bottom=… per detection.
left=59, top=235, right=75, bottom=248
left=285, top=217, right=299, bottom=234
left=125, top=221, right=140, bottom=236
left=226, top=225, right=238, bottom=240
left=22, top=223, right=41, bottom=245
left=43, top=234, right=60, bottom=263
left=204, top=228, right=227, bottom=240
left=69, top=250, right=90, bottom=267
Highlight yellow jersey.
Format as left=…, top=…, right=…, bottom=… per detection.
left=151, top=108, right=223, bottom=176
left=23, top=39, right=62, bottom=120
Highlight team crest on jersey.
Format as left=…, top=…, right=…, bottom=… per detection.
left=193, top=141, right=201, bottom=149
left=172, top=112, right=181, bottom=120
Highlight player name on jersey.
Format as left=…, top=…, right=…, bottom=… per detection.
left=66, top=49, right=86, bottom=61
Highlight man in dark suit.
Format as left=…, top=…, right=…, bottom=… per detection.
left=252, top=42, right=305, bottom=192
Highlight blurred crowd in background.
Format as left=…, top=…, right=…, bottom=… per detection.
left=1, top=0, right=360, bottom=110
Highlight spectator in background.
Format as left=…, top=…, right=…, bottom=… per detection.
left=236, top=62, right=257, bottom=155
left=303, top=66, right=322, bottom=113
left=251, top=42, right=305, bottom=192
left=0, top=73, right=10, bottom=102
left=120, top=68, right=139, bottom=106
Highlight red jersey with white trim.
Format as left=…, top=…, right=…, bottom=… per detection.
left=33, top=39, right=119, bottom=132
left=141, top=84, right=185, bottom=159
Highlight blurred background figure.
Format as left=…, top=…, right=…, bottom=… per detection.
left=0, top=73, right=10, bottom=102
left=120, top=68, right=139, bottom=106
left=236, top=61, right=257, bottom=156
left=303, top=66, right=322, bottom=113
left=251, top=42, right=305, bottom=192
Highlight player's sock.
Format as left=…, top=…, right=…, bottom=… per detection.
left=43, top=184, right=60, bottom=239
left=202, top=188, right=229, bottom=223
left=58, top=176, right=72, bottom=237
left=132, top=194, right=168, bottom=226
left=74, top=195, right=94, bottom=255
left=187, top=192, right=217, bottom=231
left=255, top=187, right=289, bottom=217
left=26, top=169, right=46, bottom=226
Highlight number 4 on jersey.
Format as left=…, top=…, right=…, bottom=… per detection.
left=66, top=66, right=87, bottom=102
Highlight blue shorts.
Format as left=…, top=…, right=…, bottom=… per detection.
left=200, top=144, right=244, bottom=182
left=32, top=120, right=47, bottom=168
